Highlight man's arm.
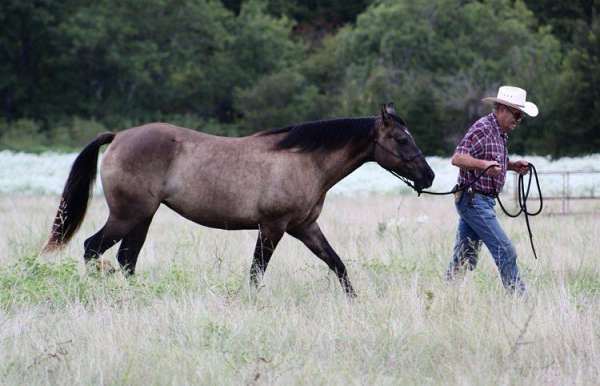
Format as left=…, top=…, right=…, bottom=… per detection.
left=452, top=153, right=502, bottom=177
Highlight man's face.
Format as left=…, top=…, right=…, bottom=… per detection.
left=496, top=104, right=523, bottom=133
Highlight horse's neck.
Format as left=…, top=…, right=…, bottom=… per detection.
left=317, top=141, right=373, bottom=192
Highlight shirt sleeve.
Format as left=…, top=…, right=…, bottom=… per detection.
left=455, top=128, right=485, bottom=158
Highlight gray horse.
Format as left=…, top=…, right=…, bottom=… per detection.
left=44, top=104, right=434, bottom=296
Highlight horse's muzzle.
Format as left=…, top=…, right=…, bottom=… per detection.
left=415, top=168, right=435, bottom=191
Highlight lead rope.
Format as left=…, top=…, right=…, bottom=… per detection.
left=385, top=163, right=543, bottom=259
left=494, top=164, right=543, bottom=259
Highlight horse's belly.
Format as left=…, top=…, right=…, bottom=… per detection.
left=161, top=199, right=260, bottom=230
left=161, top=151, right=318, bottom=230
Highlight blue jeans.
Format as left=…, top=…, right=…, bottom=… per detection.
left=446, top=191, right=526, bottom=295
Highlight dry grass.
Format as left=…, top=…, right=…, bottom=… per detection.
left=1, top=193, right=599, bottom=385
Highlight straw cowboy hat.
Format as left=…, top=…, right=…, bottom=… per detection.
left=482, top=85, right=539, bottom=117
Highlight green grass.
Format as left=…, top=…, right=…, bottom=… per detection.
left=0, top=254, right=202, bottom=310
left=1, top=195, right=599, bottom=385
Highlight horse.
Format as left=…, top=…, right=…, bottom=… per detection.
left=43, top=104, right=434, bottom=297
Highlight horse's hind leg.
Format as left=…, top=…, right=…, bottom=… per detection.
left=249, top=225, right=284, bottom=288
left=116, top=217, right=153, bottom=275
left=288, top=222, right=356, bottom=298
left=83, top=216, right=139, bottom=264
left=83, top=226, right=117, bottom=262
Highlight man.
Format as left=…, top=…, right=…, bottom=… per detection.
left=446, top=85, right=538, bottom=295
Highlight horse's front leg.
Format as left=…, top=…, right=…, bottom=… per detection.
left=249, top=225, right=284, bottom=288
left=288, top=222, right=356, bottom=298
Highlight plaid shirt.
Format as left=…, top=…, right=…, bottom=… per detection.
left=455, top=113, right=508, bottom=195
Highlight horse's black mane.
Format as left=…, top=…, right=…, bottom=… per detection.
left=261, top=117, right=376, bottom=152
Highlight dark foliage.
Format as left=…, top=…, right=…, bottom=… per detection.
left=0, top=0, right=598, bottom=156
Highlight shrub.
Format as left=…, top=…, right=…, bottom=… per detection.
left=234, top=69, right=329, bottom=133
left=0, top=119, right=49, bottom=152
left=49, top=117, right=108, bottom=149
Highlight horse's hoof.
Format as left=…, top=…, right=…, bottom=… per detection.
left=95, top=259, right=116, bottom=274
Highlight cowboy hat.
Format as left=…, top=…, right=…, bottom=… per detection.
left=482, top=85, right=538, bottom=117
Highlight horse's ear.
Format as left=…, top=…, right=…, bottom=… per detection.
left=385, top=102, right=397, bottom=116
left=381, top=103, right=392, bottom=125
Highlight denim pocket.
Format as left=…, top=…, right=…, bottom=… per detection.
left=471, top=194, right=494, bottom=209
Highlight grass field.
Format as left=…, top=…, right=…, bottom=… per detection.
left=1, top=194, right=599, bottom=385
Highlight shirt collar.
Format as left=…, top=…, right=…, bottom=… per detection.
left=490, top=112, right=508, bottom=139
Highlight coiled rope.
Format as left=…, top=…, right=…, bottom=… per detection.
left=385, top=163, right=543, bottom=259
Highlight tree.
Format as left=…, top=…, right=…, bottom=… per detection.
left=234, top=69, right=328, bottom=132
left=304, top=0, right=563, bottom=155
left=218, top=0, right=302, bottom=122
left=543, top=16, right=600, bottom=155
left=519, top=0, right=599, bottom=156
left=1, top=0, right=302, bottom=130
left=523, top=0, right=597, bottom=45
left=0, top=0, right=81, bottom=122
left=58, top=0, right=233, bottom=123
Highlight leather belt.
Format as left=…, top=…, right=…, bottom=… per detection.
left=458, top=185, right=497, bottom=198
left=473, top=189, right=497, bottom=198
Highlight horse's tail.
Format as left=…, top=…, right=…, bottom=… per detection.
left=43, top=132, right=115, bottom=252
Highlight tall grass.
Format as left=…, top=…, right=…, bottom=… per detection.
left=0, top=195, right=599, bottom=385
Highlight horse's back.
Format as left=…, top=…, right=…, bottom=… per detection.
left=99, top=124, right=180, bottom=216
left=99, top=123, right=307, bottom=229
left=159, top=126, right=302, bottom=228
left=101, top=123, right=190, bottom=175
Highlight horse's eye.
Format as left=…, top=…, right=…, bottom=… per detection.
left=394, top=136, right=409, bottom=144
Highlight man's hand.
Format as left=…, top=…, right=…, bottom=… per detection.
left=482, top=160, right=502, bottom=177
left=452, top=153, right=502, bottom=177
left=509, top=159, right=529, bottom=175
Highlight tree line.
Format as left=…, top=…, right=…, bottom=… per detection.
left=1, top=0, right=598, bottom=156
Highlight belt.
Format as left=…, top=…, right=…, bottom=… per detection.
left=458, top=185, right=497, bottom=198
left=473, top=189, right=497, bottom=198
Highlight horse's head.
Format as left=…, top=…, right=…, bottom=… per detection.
left=372, top=103, right=435, bottom=192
